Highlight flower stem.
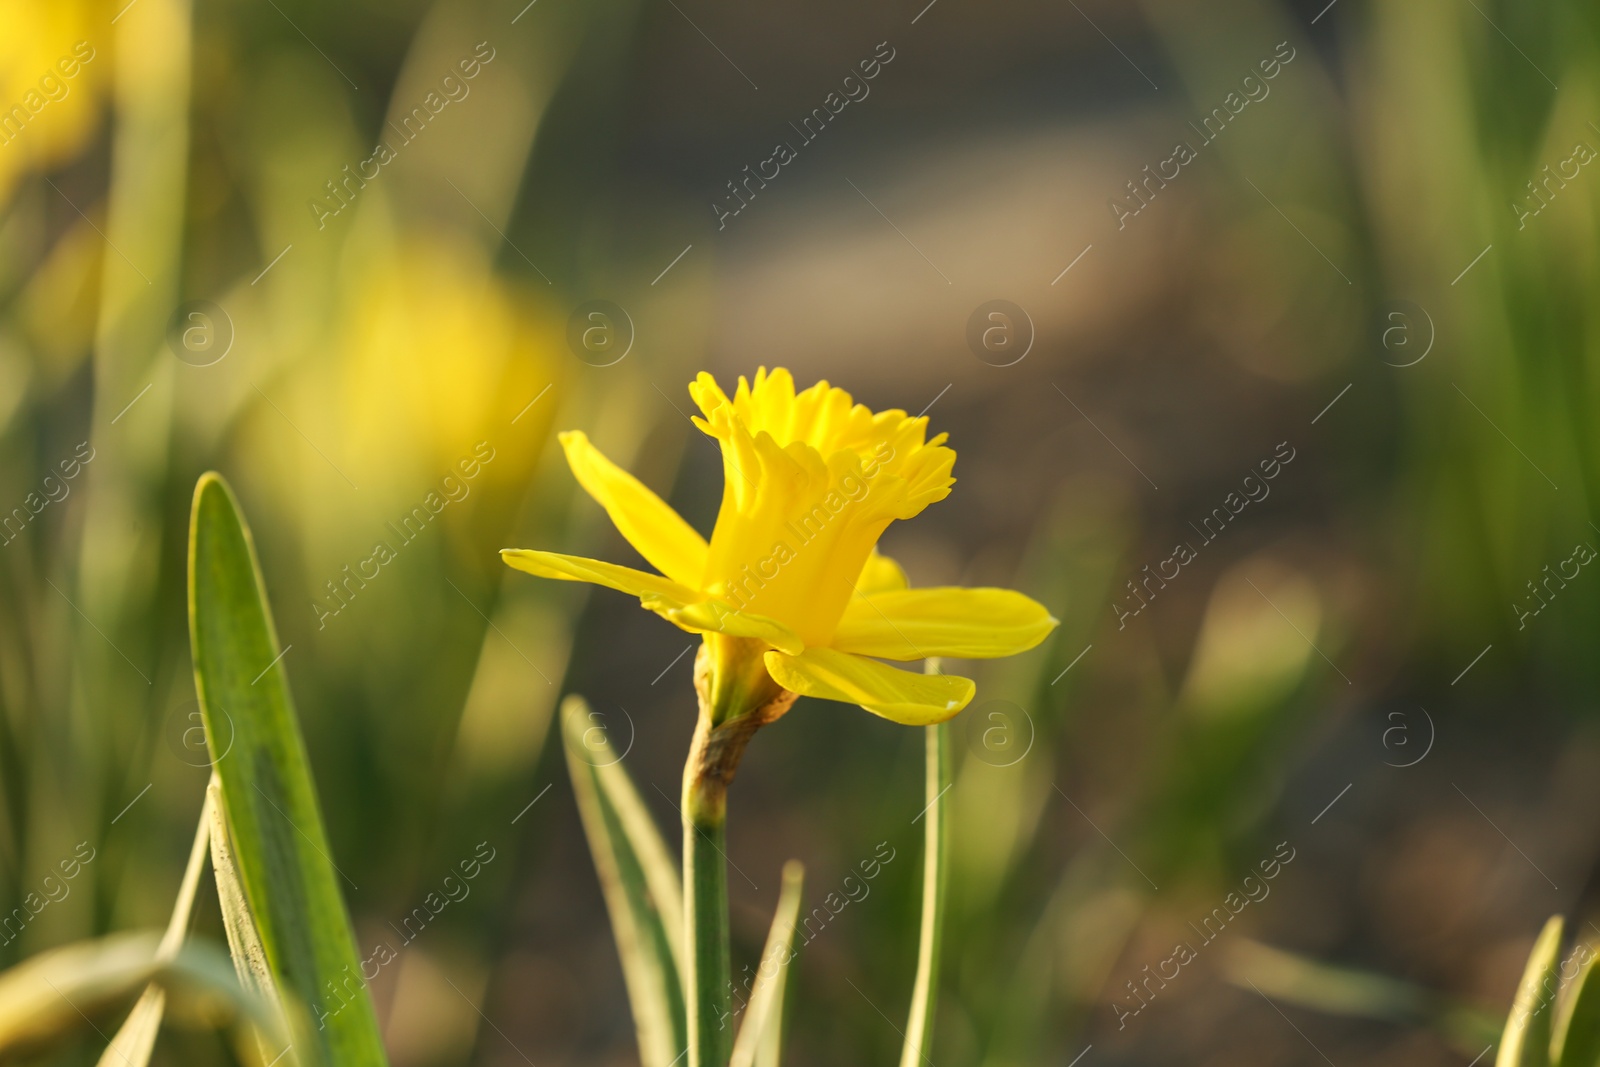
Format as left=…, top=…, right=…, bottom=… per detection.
left=683, top=802, right=731, bottom=1067
left=899, top=708, right=951, bottom=1066
left=682, top=637, right=796, bottom=1067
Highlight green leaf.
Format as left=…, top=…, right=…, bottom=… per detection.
left=1554, top=946, right=1600, bottom=1067
left=564, top=695, right=687, bottom=1062
left=899, top=671, right=951, bottom=1067
left=1499, top=916, right=1565, bottom=1067
left=207, top=774, right=277, bottom=1003
left=1218, top=939, right=1503, bottom=1053
left=99, top=985, right=168, bottom=1065
left=209, top=775, right=303, bottom=1064
left=730, top=860, right=804, bottom=1067
left=754, top=965, right=788, bottom=1067
left=1221, top=939, right=1429, bottom=1021
left=0, top=932, right=281, bottom=1060
left=96, top=781, right=217, bottom=1067
left=188, top=472, right=387, bottom=1066
left=562, top=695, right=687, bottom=1067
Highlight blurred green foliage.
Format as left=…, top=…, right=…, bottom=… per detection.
left=3, top=0, right=1600, bottom=1063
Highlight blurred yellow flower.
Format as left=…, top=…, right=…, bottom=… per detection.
left=504, top=367, right=1056, bottom=724
left=334, top=236, right=560, bottom=485
left=0, top=0, right=107, bottom=204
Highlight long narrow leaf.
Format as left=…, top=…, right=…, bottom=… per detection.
left=209, top=775, right=300, bottom=1065
left=1554, top=947, right=1600, bottom=1067
left=1221, top=939, right=1430, bottom=1021
left=96, top=782, right=217, bottom=1066
left=562, top=694, right=687, bottom=1067
left=755, top=963, right=789, bottom=1067
left=899, top=667, right=951, bottom=1067
left=0, top=932, right=279, bottom=1059
left=188, top=473, right=387, bottom=1066
left=730, top=860, right=804, bottom=1067
left=1219, top=939, right=1501, bottom=1053
left=1499, top=917, right=1565, bottom=1067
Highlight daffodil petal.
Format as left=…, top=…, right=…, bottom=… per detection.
left=855, top=550, right=908, bottom=596
left=499, top=549, right=805, bottom=650
left=560, top=431, right=708, bottom=588
left=831, top=588, right=1058, bottom=660
left=651, top=600, right=806, bottom=655
left=763, top=648, right=975, bottom=725
left=501, top=549, right=699, bottom=603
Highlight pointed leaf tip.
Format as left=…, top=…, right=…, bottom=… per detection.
left=187, top=474, right=388, bottom=1066
left=1498, top=916, right=1564, bottom=1067
left=562, top=695, right=686, bottom=1067
left=1553, top=937, right=1600, bottom=1067
left=730, top=860, right=805, bottom=1067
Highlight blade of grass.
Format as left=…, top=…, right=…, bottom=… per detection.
left=208, top=775, right=276, bottom=1002
left=188, top=473, right=386, bottom=1066
left=730, top=860, right=804, bottom=1067
left=95, top=781, right=217, bottom=1066
left=1500, top=916, right=1565, bottom=1067
left=754, top=960, right=789, bottom=1067
left=209, top=775, right=300, bottom=1065
left=1220, top=938, right=1502, bottom=1055
left=95, top=959, right=170, bottom=1062
left=0, top=932, right=280, bottom=1059
left=1222, top=939, right=1430, bottom=1021
left=562, top=695, right=687, bottom=1067
left=1554, top=945, right=1600, bottom=1067
left=899, top=662, right=951, bottom=1067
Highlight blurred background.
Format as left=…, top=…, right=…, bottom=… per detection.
left=4, top=0, right=1600, bottom=1063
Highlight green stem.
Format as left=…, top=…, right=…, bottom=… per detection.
left=682, top=636, right=795, bottom=1067
left=684, top=798, right=731, bottom=1067
left=899, top=718, right=950, bottom=1067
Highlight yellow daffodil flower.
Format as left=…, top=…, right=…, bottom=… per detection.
left=503, top=368, right=1057, bottom=726
left=0, top=0, right=109, bottom=206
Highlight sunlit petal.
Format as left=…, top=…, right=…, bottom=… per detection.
left=652, top=600, right=806, bottom=655
left=855, top=550, right=908, bottom=596
left=763, top=648, right=975, bottom=725
left=832, top=588, right=1058, bottom=660
left=500, top=549, right=698, bottom=603
left=559, top=431, right=708, bottom=589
